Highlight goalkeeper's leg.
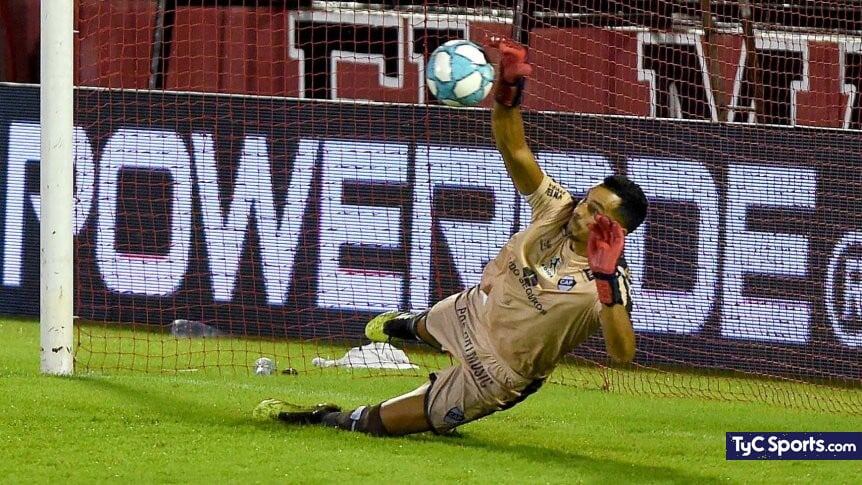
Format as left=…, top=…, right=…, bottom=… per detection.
left=317, top=361, right=541, bottom=437
left=319, top=383, right=431, bottom=436
left=367, top=288, right=485, bottom=350
left=365, top=310, right=440, bottom=350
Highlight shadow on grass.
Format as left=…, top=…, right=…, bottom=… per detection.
left=448, top=434, right=724, bottom=483
left=71, top=375, right=720, bottom=482
left=70, top=375, right=258, bottom=428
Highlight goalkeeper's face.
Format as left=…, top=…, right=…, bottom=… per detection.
left=567, top=185, right=623, bottom=241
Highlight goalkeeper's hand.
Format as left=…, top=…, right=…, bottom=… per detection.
left=487, top=36, right=533, bottom=107
left=588, top=214, right=626, bottom=306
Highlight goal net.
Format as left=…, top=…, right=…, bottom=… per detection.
left=20, top=0, right=862, bottom=411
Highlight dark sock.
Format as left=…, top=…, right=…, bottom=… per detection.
left=384, top=313, right=423, bottom=342
left=321, top=404, right=389, bottom=436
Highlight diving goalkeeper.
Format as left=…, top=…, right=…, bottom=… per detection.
left=254, top=38, right=648, bottom=436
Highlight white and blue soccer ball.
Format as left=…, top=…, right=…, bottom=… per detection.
left=426, top=40, right=495, bottom=107
left=254, top=357, right=274, bottom=376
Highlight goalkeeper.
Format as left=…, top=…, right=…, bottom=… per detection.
left=255, top=38, right=648, bottom=436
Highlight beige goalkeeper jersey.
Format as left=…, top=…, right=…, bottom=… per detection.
left=476, top=175, right=632, bottom=380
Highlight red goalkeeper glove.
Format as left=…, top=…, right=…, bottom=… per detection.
left=487, top=36, right=533, bottom=107
left=588, top=214, right=626, bottom=306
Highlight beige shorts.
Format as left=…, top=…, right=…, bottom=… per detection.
left=422, top=287, right=542, bottom=433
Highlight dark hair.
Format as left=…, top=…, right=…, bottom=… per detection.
left=601, top=175, right=648, bottom=233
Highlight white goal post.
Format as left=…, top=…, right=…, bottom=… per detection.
left=40, top=0, right=75, bottom=375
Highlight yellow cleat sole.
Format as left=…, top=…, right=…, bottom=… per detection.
left=364, top=310, right=401, bottom=342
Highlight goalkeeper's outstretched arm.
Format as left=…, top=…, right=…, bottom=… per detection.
left=488, top=37, right=543, bottom=195
left=589, top=214, right=636, bottom=364
left=492, top=103, right=544, bottom=195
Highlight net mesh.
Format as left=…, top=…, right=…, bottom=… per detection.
left=64, top=0, right=862, bottom=413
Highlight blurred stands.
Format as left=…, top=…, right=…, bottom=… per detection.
left=0, top=1, right=858, bottom=126
left=1, top=1, right=858, bottom=86
left=0, top=0, right=40, bottom=83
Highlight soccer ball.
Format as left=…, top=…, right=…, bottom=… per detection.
left=254, top=357, right=274, bottom=375
left=426, top=40, right=495, bottom=107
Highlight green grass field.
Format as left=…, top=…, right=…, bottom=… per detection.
left=1, top=318, right=859, bottom=484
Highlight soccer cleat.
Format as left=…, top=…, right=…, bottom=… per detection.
left=364, top=311, right=393, bottom=342
left=364, top=310, right=404, bottom=342
left=253, top=399, right=341, bottom=424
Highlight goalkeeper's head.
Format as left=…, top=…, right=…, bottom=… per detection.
left=566, top=175, right=648, bottom=241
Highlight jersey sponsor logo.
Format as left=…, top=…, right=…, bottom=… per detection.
left=540, top=256, right=561, bottom=278
left=455, top=299, right=494, bottom=388
left=522, top=267, right=539, bottom=287
left=557, top=276, right=576, bottom=291
left=507, top=262, right=547, bottom=315
left=545, top=184, right=565, bottom=200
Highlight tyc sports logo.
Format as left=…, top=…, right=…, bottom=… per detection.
left=726, top=432, right=862, bottom=460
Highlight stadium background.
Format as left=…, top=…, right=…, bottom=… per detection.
left=1, top=3, right=861, bottom=482
left=0, top=1, right=859, bottom=410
